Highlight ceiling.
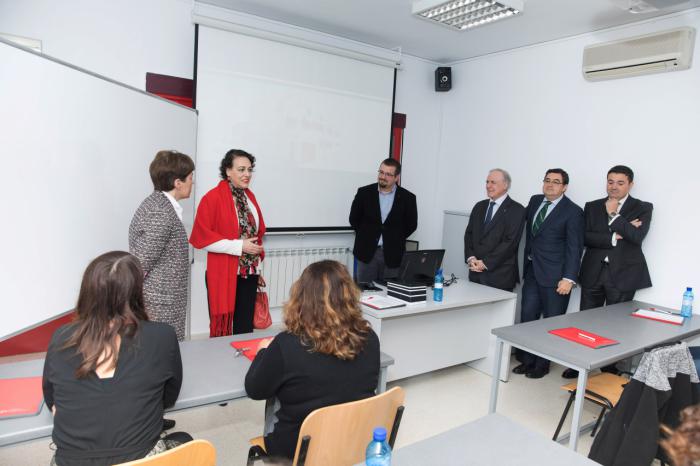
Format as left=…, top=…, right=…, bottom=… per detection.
left=198, top=0, right=700, bottom=63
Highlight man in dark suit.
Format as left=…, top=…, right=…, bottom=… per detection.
left=513, top=168, right=584, bottom=379
left=464, top=169, right=526, bottom=291
left=562, top=165, right=653, bottom=378
left=349, top=158, right=418, bottom=284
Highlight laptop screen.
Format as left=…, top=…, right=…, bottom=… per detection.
left=397, top=250, right=445, bottom=286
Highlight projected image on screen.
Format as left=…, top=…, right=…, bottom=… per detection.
left=196, top=26, right=395, bottom=230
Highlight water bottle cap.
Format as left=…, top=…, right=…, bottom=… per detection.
left=372, top=427, right=387, bottom=441
left=688, top=287, right=693, bottom=292
left=436, top=268, right=443, bottom=275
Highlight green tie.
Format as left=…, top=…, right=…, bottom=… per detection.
left=532, top=201, right=552, bottom=235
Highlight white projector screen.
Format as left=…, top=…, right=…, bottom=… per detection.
left=195, top=26, right=395, bottom=230
left=0, top=40, right=197, bottom=338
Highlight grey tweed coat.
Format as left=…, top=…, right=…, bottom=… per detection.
left=129, top=191, right=189, bottom=340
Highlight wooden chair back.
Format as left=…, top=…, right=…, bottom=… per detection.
left=291, top=386, right=405, bottom=466
left=115, top=439, right=216, bottom=466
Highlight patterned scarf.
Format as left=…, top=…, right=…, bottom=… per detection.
left=230, top=182, right=260, bottom=276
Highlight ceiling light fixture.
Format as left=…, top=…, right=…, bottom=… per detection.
left=412, top=0, right=524, bottom=31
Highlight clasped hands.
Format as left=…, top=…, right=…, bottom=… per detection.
left=468, top=258, right=486, bottom=272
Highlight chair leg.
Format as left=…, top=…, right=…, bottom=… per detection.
left=591, top=406, right=607, bottom=437
left=388, top=406, right=405, bottom=449
left=247, top=445, right=266, bottom=466
left=553, top=391, right=576, bottom=441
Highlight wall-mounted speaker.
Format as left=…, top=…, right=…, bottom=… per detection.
left=435, top=67, right=451, bottom=92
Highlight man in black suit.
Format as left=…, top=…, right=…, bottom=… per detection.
left=513, top=168, right=584, bottom=379
left=562, top=165, right=653, bottom=378
left=464, top=169, right=526, bottom=292
left=349, top=158, right=418, bottom=284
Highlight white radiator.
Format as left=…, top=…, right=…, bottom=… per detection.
left=262, top=246, right=353, bottom=308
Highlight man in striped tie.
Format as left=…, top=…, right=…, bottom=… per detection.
left=512, top=168, right=584, bottom=379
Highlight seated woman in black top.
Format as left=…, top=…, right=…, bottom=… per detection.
left=245, top=260, right=380, bottom=461
left=42, top=251, right=190, bottom=466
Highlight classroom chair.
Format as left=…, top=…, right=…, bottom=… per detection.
left=115, top=439, right=216, bottom=466
left=247, top=386, right=405, bottom=466
left=552, top=372, right=629, bottom=441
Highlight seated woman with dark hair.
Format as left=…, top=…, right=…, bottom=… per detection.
left=245, top=260, right=380, bottom=461
left=42, top=251, right=190, bottom=466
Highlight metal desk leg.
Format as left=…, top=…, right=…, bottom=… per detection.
left=377, top=366, right=388, bottom=394
left=488, top=338, right=505, bottom=414
left=568, top=368, right=589, bottom=450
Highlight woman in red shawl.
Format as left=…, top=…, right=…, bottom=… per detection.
left=190, top=149, right=266, bottom=337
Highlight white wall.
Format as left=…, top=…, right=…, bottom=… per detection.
left=429, top=10, right=700, bottom=312
left=0, top=0, right=195, bottom=89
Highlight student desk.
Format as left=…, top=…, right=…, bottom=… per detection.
left=489, top=300, right=700, bottom=451
left=0, top=330, right=394, bottom=447
left=357, top=414, right=599, bottom=465
left=362, top=281, right=516, bottom=382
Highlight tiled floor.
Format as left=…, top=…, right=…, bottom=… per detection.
left=0, top=358, right=611, bottom=466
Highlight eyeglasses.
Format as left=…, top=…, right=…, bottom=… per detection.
left=234, top=167, right=255, bottom=174
left=542, top=178, right=563, bottom=185
left=378, top=170, right=397, bottom=178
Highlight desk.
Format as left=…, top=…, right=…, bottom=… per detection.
left=371, top=414, right=598, bottom=465
left=362, top=281, right=516, bottom=382
left=489, top=300, right=700, bottom=451
left=0, top=331, right=394, bottom=447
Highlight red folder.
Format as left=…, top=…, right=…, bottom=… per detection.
left=0, top=376, right=44, bottom=419
left=230, top=338, right=266, bottom=361
left=548, top=327, right=619, bottom=349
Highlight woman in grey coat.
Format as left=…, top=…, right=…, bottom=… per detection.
left=129, top=150, right=194, bottom=341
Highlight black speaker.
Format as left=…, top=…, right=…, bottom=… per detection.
left=435, top=67, right=451, bottom=92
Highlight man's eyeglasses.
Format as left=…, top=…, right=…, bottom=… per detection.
left=378, top=170, right=397, bottom=178
left=542, top=178, right=563, bottom=185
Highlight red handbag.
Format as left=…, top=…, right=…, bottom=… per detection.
left=253, top=289, right=272, bottom=329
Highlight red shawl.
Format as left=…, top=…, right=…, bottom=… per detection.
left=190, top=180, right=266, bottom=337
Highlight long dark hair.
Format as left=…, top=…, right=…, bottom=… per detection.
left=63, top=251, right=149, bottom=378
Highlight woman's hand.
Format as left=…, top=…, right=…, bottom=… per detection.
left=242, top=238, right=264, bottom=255
left=257, top=275, right=266, bottom=287
left=257, top=337, right=273, bottom=351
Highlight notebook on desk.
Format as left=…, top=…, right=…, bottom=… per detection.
left=0, top=376, right=44, bottom=419
left=632, top=308, right=684, bottom=325
left=549, top=327, right=619, bottom=349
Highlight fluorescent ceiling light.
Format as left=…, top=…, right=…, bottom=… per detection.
left=412, top=0, right=524, bottom=31
left=609, top=0, right=690, bottom=14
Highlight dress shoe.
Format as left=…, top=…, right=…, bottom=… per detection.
left=526, top=367, right=549, bottom=379
left=163, top=418, right=176, bottom=430
left=562, top=368, right=579, bottom=379
left=600, top=364, right=620, bottom=375
left=512, top=363, right=531, bottom=375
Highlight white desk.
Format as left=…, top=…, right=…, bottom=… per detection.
left=362, top=281, right=516, bottom=382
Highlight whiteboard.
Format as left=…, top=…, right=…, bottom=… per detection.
left=441, top=211, right=470, bottom=279
left=195, top=26, right=394, bottom=230
left=0, top=39, right=198, bottom=338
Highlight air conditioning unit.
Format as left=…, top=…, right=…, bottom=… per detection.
left=582, top=27, right=695, bottom=81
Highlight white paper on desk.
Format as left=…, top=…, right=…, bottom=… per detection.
left=360, top=295, right=407, bottom=310
left=632, top=309, right=684, bottom=324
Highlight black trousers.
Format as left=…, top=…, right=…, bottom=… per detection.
left=205, top=273, right=258, bottom=335
left=232, top=275, right=258, bottom=335
left=580, top=263, right=636, bottom=311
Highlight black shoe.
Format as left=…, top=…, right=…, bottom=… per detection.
left=512, top=363, right=531, bottom=375
left=526, top=367, right=549, bottom=379
left=163, top=418, right=176, bottom=430
left=600, top=364, right=620, bottom=375
left=562, top=368, right=579, bottom=379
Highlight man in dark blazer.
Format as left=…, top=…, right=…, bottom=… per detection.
left=464, top=168, right=526, bottom=291
left=562, top=165, right=653, bottom=378
left=513, top=168, right=584, bottom=379
left=349, top=158, right=418, bottom=284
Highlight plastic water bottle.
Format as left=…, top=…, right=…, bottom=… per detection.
left=681, top=287, right=694, bottom=318
left=365, top=427, right=391, bottom=466
left=433, top=268, right=444, bottom=302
